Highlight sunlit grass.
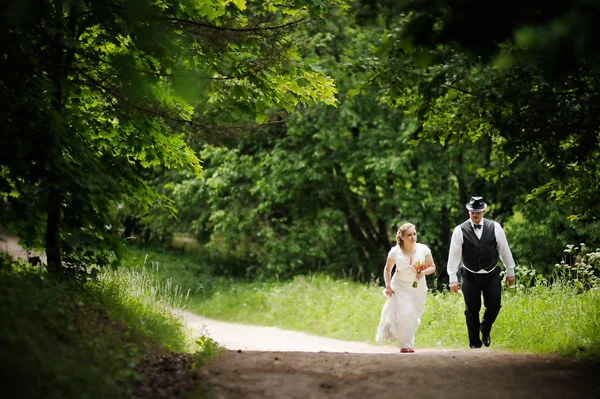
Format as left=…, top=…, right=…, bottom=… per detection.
left=191, top=276, right=600, bottom=357
left=496, top=285, right=600, bottom=356
left=102, top=251, right=224, bottom=357
left=97, top=264, right=195, bottom=353
left=120, top=245, right=212, bottom=297
left=192, top=275, right=385, bottom=341
left=123, top=246, right=600, bottom=359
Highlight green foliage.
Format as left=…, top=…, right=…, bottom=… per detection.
left=0, top=269, right=127, bottom=398
left=113, top=0, right=599, bottom=288
left=0, top=253, right=205, bottom=398
left=552, top=244, right=600, bottom=290
left=137, top=7, right=521, bottom=284
left=0, top=0, right=343, bottom=273
left=193, top=335, right=226, bottom=364
left=368, top=0, right=600, bottom=222
left=504, top=198, right=600, bottom=274
left=119, top=244, right=236, bottom=295
left=97, top=267, right=194, bottom=352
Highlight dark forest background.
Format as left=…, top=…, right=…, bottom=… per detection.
left=2, top=0, right=599, bottom=288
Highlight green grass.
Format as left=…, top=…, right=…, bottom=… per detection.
left=0, top=253, right=210, bottom=399
left=119, top=245, right=219, bottom=298
left=497, top=285, right=600, bottom=356
left=96, top=266, right=196, bottom=354
left=125, top=245, right=600, bottom=359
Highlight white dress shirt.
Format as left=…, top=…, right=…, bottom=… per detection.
left=447, top=218, right=515, bottom=284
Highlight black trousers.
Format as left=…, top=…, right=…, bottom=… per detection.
left=460, top=267, right=502, bottom=347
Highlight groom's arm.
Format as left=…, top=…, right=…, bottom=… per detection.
left=447, top=226, right=463, bottom=292
left=494, top=222, right=516, bottom=286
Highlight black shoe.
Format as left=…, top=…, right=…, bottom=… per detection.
left=483, top=335, right=491, bottom=347
left=470, top=344, right=482, bottom=349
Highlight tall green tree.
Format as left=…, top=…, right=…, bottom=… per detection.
left=0, top=0, right=341, bottom=273
left=369, top=0, right=600, bottom=225
left=154, top=4, right=517, bottom=284
left=128, top=1, right=594, bottom=284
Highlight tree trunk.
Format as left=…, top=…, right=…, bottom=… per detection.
left=435, top=204, right=451, bottom=289
left=45, top=180, right=63, bottom=273
left=45, top=8, right=73, bottom=274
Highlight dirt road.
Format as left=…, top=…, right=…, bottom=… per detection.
left=188, top=313, right=600, bottom=399
left=0, top=233, right=45, bottom=262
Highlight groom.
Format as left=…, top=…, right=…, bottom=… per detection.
left=447, top=196, right=516, bottom=349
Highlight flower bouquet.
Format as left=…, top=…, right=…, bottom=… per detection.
left=412, top=260, right=427, bottom=288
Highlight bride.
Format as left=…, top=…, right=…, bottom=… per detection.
left=376, top=222, right=436, bottom=352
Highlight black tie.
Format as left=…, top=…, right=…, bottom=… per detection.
left=474, top=224, right=482, bottom=229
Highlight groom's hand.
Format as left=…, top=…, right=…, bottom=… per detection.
left=450, top=282, right=459, bottom=293
left=504, top=275, right=515, bottom=287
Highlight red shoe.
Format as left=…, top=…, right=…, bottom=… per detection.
left=400, top=348, right=415, bottom=353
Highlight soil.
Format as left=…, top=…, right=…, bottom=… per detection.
left=188, top=314, right=600, bottom=399
left=2, top=234, right=599, bottom=398
left=0, top=233, right=46, bottom=264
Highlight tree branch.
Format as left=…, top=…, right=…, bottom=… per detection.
left=74, top=49, right=257, bottom=81
left=161, top=17, right=308, bottom=32
left=75, top=66, right=277, bottom=139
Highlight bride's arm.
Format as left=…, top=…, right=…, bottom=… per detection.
left=383, top=257, right=395, bottom=296
left=422, top=253, right=436, bottom=276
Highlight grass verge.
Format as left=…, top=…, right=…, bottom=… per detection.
left=125, top=245, right=600, bottom=359
left=0, top=253, right=219, bottom=399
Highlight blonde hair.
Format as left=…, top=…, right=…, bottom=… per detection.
left=396, top=222, right=416, bottom=247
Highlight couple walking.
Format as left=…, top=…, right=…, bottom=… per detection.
left=375, top=196, right=516, bottom=352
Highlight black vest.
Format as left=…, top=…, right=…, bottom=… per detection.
left=460, top=219, right=499, bottom=272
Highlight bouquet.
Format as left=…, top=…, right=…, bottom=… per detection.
left=412, top=260, right=427, bottom=288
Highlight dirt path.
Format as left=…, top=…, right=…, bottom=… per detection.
left=0, top=233, right=45, bottom=263
left=184, top=312, right=399, bottom=353
left=187, top=313, right=600, bottom=399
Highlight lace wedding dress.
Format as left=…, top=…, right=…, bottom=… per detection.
left=375, top=243, right=429, bottom=349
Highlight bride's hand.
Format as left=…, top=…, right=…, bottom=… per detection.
left=384, top=287, right=394, bottom=297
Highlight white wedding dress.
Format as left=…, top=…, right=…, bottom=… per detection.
left=375, top=243, right=430, bottom=349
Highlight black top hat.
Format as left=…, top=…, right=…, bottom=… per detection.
left=466, top=196, right=488, bottom=212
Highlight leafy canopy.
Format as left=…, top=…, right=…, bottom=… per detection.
left=0, top=0, right=344, bottom=270
left=368, top=0, right=600, bottom=222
